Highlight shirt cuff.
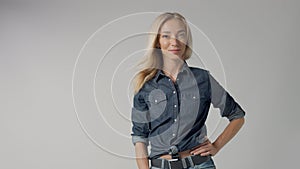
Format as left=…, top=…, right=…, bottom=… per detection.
left=132, top=135, right=149, bottom=146
left=227, top=105, right=245, bottom=121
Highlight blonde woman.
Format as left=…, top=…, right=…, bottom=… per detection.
left=131, top=12, right=245, bottom=169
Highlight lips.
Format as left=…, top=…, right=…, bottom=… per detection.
left=168, top=49, right=181, bottom=54
left=169, top=49, right=181, bottom=51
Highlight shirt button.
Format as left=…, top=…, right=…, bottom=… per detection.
left=193, top=96, right=196, bottom=99
left=174, top=105, right=177, bottom=108
left=172, top=133, right=176, bottom=137
left=154, top=99, right=158, bottom=103
left=173, top=91, right=176, bottom=94
left=168, top=79, right=171, bottom=81
left=176, top=78, right=179, bottom=81
left=174, top=119, right=177, bottom=122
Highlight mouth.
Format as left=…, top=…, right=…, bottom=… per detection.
left=168, top=49, right=181, bottom=54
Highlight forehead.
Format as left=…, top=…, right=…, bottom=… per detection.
left=160, top=18, right=186, bottom=33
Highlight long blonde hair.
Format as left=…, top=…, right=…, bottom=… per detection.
left=133, top=12, right=193, bottom=94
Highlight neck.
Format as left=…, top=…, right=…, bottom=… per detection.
left=162, top=58, right=184, bottom=81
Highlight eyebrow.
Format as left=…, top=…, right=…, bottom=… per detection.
left=161, top=30, right=186, bottom=34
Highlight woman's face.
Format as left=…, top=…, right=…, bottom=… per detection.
left=158, top=18, right=188, bottom=60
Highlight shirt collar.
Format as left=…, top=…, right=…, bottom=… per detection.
left=153, top=61, right=190, bottom=83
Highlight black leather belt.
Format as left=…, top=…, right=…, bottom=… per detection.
left=151, top=155, right=210, bottom=169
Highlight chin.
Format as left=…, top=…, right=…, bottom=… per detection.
left=163, top=53, right=183, bottom=61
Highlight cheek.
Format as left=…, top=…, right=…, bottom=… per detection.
left=163, top=41, right=169, bottom=46
left=160, top=41, right=169, bottom=49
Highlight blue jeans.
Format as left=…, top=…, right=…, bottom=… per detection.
left=150, top=158, right=216, bottom=169
left=188, top=158, right=216, bottom=169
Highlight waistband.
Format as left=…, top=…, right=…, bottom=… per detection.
left=151, top=154, right=210, bottom=169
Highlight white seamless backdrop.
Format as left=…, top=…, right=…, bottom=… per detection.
left=0, top=0, right=299, bottom=169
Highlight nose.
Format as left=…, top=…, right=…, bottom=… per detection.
left=170, top=37, right=179, bottom=46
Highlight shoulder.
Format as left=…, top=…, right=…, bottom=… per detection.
left=188, top=66, right=210, bottom=80
left=189, top=66, right=209, bottom=73
left=134, top=79, right=157, bottom=98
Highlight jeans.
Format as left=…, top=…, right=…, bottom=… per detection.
left=150, top=158, right=216, bottom=169
left=188, top=158, right=216, bottom=169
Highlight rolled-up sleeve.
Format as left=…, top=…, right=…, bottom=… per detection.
left=131, top=90, right=150, bottom=146
left=208, top=72, right=245, bottom=121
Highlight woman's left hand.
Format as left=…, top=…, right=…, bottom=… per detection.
left=189, top=139, right=219, bottom=156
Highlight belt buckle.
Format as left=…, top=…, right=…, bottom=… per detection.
left=168, top=157, right=178, bottom=169
left=168, top=159, right=182, bottom=169
left=168, top=158, right=178, bottom=162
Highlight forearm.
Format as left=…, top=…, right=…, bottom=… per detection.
left=213, top=117, right=245, bottom=151
left=135, top=142, right=149, bottom=169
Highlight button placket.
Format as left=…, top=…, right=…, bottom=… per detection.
left=167, top=77, right=179, bottom=140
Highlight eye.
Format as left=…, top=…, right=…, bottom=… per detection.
left=178, top=33, right=186, bottom=38
left=161, top=34, right=169, bottom=38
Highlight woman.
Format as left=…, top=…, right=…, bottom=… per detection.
left=131, top=12, right=245, bottom=169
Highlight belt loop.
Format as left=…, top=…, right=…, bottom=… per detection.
left=187, top=156, right=194, bottom=167
left=182, top=158, right=187, bottom=168
left=161, top=158, right=165, bottom=169
left=168, top=160, right=172, bottom=169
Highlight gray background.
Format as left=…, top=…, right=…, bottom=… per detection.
left=1, top=0, right=299, bottom=168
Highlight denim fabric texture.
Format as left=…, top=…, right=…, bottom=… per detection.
left=131, top=62, right=245, bottom=159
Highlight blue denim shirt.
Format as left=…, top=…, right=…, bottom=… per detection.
left=131, top=62, right=245, bottom=159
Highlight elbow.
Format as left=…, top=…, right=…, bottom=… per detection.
left=231, top=116, right=245, bottom=127
left=237, top=117, right=245, bottom=127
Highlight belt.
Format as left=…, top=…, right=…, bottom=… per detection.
left=151, top=155, right=210, bottom=169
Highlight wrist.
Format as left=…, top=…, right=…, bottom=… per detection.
left=212, top=141, right=223, bottom=152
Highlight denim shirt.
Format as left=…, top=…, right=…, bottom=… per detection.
left=131, top=62, right=245, bottom=159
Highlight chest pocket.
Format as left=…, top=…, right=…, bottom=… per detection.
left=180, top=93, right=200, bottom=111
left=147, top=89, right=167, bottom=121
